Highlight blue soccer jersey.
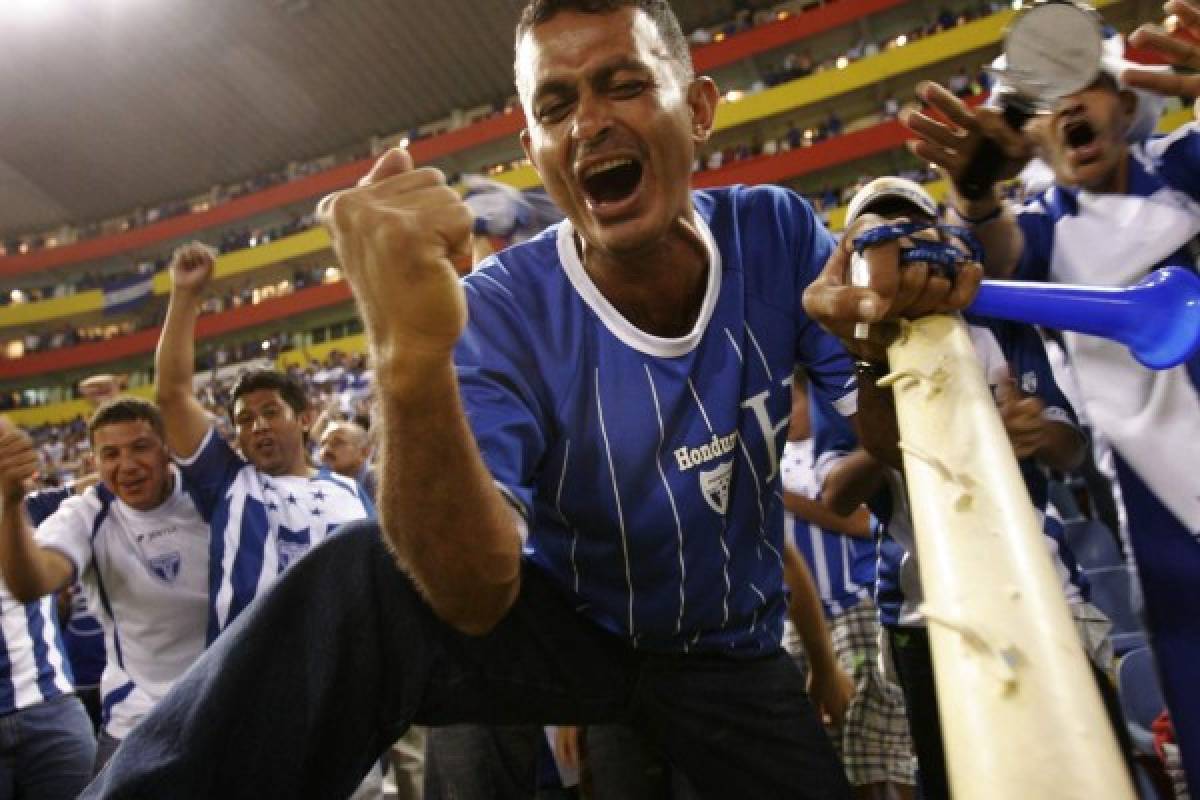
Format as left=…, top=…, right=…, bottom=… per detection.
left=178, top=427, right=375, bottom=642
left=456, top=185, right=855, bottom=655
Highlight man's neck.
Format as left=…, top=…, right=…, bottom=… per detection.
left=578, top=220, right=709, bottom=338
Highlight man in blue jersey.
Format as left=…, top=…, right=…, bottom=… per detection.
left=902, top=5, right=1200, bottom=788
left=84, top=3, right=978, bottom=798
left=0, top=400, right=209, bottom=776
left=154, top=242, right=375, bottom=641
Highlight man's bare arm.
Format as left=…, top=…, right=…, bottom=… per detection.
left=155, top=243, right=218, bottom=459
left=0, top=420, right=74, bottom=601
left=321, top=149, right=520, bottom=635
left=783, top=491, right=872, bottom=538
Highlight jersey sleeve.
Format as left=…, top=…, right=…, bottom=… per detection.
left=781, top=190, right=857, bottom=418
left=454, top=266, right=551, bottom=522
left=24, top=487, right=72, bottom=527
left=174, top=426, right=246, bottom=522
left=1012, top=198, right=1056, bottom=282
left=1147, top=122, right=1200, bottom=203
left=32, top=494, right=97, bottom=583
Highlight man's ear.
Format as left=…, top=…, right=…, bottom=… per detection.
left=687, top=77, right=720, bottom=143
left=1118, top=89, right=1139, bottom=133
left=520, top=128, right=534, bottom=164
left=299, top=408, right=316, bottom=433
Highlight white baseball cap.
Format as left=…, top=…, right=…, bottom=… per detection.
left=844, top=177, right=938, bottom=227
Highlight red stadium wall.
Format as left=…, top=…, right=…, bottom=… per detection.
left=0, top=0, right=899, bottom=279
left=0, top=282, right=352, bottom=380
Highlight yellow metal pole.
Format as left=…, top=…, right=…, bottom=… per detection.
left=884, top=313, right=1134, bottom=799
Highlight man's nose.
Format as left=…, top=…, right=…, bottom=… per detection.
left=251, top=416, right=270, bottom=432
left=572, top=91, right=613, bottom=144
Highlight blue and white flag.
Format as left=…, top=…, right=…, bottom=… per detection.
left=103, top=274, right=154, bottom=315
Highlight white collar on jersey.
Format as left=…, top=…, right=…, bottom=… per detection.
left=555, top=207, right=723, bottom=358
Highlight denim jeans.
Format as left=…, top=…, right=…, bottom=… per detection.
left=423, top=724, right=540, bottom=799
left=586, top=723, right=699, bottom=800
left=0, top=693, right=96, bottom=800
left=85, top=522, right=850, bottom=800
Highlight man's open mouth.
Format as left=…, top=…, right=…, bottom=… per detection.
left=1064, top=118, right=1097, bottom=150
left=581, top=157, right=644, bottom=206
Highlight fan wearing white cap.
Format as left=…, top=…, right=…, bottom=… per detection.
left=901, top=2, right=1200, bottom=792
left=822, top=177, right=1125, bottom=800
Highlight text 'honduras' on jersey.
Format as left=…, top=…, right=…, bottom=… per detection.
left=34, top=466, right=209, bottom=738
left=456, top=185, right=856, bottom=655
left=179, top=427, right=376, bottom=643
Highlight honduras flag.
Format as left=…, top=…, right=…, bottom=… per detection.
left=103, top=273, right=154, bottom=315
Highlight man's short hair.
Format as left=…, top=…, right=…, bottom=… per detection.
left=88, top=396, right=165, bottom=444
left=230, top=369, right=309, bottom=417
left=515, top=0, right=694, bottom=81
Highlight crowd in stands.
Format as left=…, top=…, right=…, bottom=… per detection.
left=0, top=0, right=1003, bottom=282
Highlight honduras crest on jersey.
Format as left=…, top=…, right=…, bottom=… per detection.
left=147, top=551, right=182, bottom=584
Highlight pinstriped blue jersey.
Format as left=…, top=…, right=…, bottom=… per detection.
left=178, top=428, right=375, bottom=642
left=456, top=186, right=855, bottom=654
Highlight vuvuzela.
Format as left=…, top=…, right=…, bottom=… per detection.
left=885, top=313, right=1134, bottom=799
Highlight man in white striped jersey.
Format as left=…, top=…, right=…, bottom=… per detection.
left=154, top=242, right=374, bottom=642
left=84, top=2, right=978, bottom=798
left=0, top=399, right=209, bottom=775
left=0, top=443, right=95, bottom=798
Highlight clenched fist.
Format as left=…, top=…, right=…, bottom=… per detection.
left=318, top=148, right=474, bottom=379
left=168, top=241, right=218, bottom=296
left=0, top=417, right=37, bottom=505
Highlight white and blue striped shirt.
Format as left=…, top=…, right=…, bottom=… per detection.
left=780, top=438, right=871, bottom=618
left=0, top=585, right=75, bottom=716
left=457, top=186, right=855, bottom=654
left=178, top=427, right=374, bottom=642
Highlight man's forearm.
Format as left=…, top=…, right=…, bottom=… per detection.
left=0, top=499, right=70, bottom=602
left=947, top=187, right=1025, bottom=279
left=783, top=492, right=872, bottom=538
left=852, top=372, right=902, bottom=471
left=782, top=542, right=838, bottom=674
left=823, top=449, right=886, bottom=517
left=375, top=357, right=522, bottom=636
left=155, top=294, right=201, bottom=404
left=154, top=293, right=212, bottom=456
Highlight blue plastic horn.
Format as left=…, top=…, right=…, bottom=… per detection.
left=966, top=267, right=1200, bottom=370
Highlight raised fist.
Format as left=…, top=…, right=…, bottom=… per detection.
left=318, top=148, right=473, bottom=380
left=0, top=417, right=37, bottom=504
left=168, top=241, right=218, bottom=295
